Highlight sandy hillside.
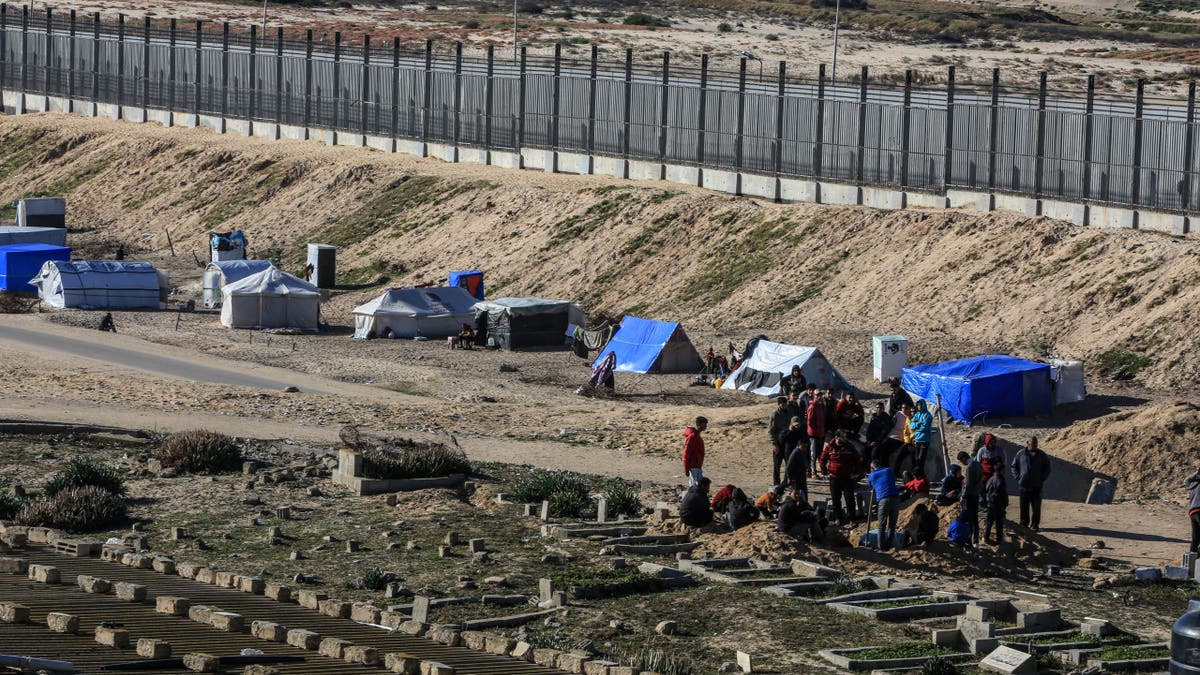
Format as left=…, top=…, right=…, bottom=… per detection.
left=1, top=113, right=1198, bottom=395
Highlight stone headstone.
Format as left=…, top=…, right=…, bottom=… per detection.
left=538, top=578, right=554, bottom=603
left=980, top=645, right=1037, bottom=674
left=736, top=651, right=753, bottom=673
left=523, top=504, right=537, bottom=517
left=597, top=497, right=608, bottom=524
left=1166, top=565, right=1191, bottom=581
left=540, top=501, right=551, bottom=521
left=1085, top=478, right=1116, bottom=505
left=1184, top=552, right=1198, bottom=575
left=468, top=539, right=486, bottom=553
left=410, top=596, right=431, bottom=624
left=1133, top=566, right=1162, bottom=582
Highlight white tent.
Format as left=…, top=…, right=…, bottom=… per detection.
left=31, top=260, right=162, bottom=310
left=203, top=259, right=272, bottom=308
left=0, top=226, right=67, bottom=247
left=1050, top=359, right=1087, bottom=405
left=722, top=339, right=851, bottom=395
left=219, top=267, right=320, bottom=330
left=353, top=286, right=479, bottom=339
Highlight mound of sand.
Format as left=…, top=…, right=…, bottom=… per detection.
left=1048, top=402, right=1200, bottom=498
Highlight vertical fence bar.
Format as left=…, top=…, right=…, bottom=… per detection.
left=484, top=44, right=494, bottom=150
left=773, top=61, right=785, bottom=182
left=1034, top=71, right=1047, bottom=199
left=192, top=20, right=201, bottom=117
left=43, top=7, right=50, bottom=93
left=452, top=40, right=461, bottom=149
left=1082, top=74, right=1094, bottom=202
left=987, top=68, right=999, bottom=192
left=67, top=9, right=75, bottom=102
left=586, top=44, right=597, bottom=163
left=391, top=37, right=399, bottom=139
left=248, top=25, right=257, bottom=123
left=274, top=27, right=282, bottom=129
left=24, top=7, right=33, bottom=98
left=942, top=65, right=955, bottom=190
left=220, top=22, right=229, bottom=120
left=814, top=64, right=825, bottom=179
left=696, top=54, right=708, bottom=175
left=856, top=66, right=868, bottom=184
left=420, top=38, right=431, bottom=144
left=362, top=35, right=371, bottom=139
left=1131, top=78, right=1145, bottom=210
left=657, top=50, right=669, bottom=168
left=901, top=69, right=912, bottom=189
left=168, top=19, right=176, bottom=113
left=1183, top=82, right=1196, bottom=214
left=551, top=42, right=561, bottom=155
left=92, top=12, right=99, bottom=104
left=735, top=58, right=746, bottom=174
left=517, top=46, right=527, bottom=155
left=141, top=16, right=150, bottom=109
left=1, top=5, right=8, bottom=97
left=303, top=29, right=312, bottom=128
left=332, top=31, right=342, bottom=130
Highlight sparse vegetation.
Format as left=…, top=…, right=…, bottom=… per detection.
left=43, top=457, right=125, bottom=497
left=851, top=643, right=958, bottom=660
left=360, top=439, right=470, bottom=480
left=1094, top=348, right=1153, bottom=379
left=623, top=12, right=668, bottom=26
left=0, top=490, right=25, bottom=519
left=154, top=430, right=243, bottom=474
left=602, top=483, right=642, bottom=518
left=14, top=485, right=127, bottom=532
left=921, top=656, right=963, bottom=674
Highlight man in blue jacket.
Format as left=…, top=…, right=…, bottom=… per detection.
left=868, top=460, right=901, bottom=551
left=908, top=400, right=934, bottom=475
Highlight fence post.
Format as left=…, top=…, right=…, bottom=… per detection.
left=332, top=31, right=342, bottom=135
left=1033, top=71, right=1047, bottom=209
left=1082, top=74, right=1095, bottom=205
left=621, top=47, right=631, bottom=178
left=220, top=22, right=229, bottom=128
left=484, top=43, right=494, bottom=157
left=302, top=29, right=312, bottom=132
left=167, top=18, right=176, bottom=117
left=192, top=20, right=201, bottom=121
left=657, top=50, right=669, bottom=179
left=942, top=65, right=955, bottom=193
left=856, top=65, right=868, bottom=186
left=735, top=57, right=746, bottom=195
left=452, top=40, right=461, bottom=160
left=23, top=6, right=32, bottom=108
left=420, top=38, right=431, bottom=153
left=586, top=44, right=596, bottom=173
left=551, top=42, right=562, bottom=171
left=273, top=27, right=282, bottom=134
left=67, top=9, right=75, bottom=106
left=814, top=63, right=825, bottom=182
left=43, top=6, right=50, bottom=95
left=773, top=60, right=785, bottom=202
left=987, top=68, right=999, bottom=195
left=901, top=69, right=912, bottom=189
left=141, top=16, right=150, bottom=114
left=362, top=34, right=371, bottom=143
left=391, top=37, right=399, bottom=143
left=1131, top=78, right=1145, bottom=218
left=1182, top=81, right=1195, bottom=219
left=696, top=53, right=708, bottom=187
left=248, top=24, right=257, bottom=130
left=91, top=12, right=99, bottom=109
left=517, top=45, right=526, bottom=166
left=0, top=5, right=8, bottom=99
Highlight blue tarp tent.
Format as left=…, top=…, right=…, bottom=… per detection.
left=902, top=354, right=1053, bottom=424
left=0, top=243, right=70, bottom=293
left=592, top=316, right=700, bottom=374
left=448, top=270, right=484, bottom=300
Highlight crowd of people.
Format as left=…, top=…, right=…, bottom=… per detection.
left=677, top=376, right=1056, bottom=553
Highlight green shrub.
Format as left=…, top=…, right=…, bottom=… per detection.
left=511, top=470, right=590, bottom=504
left=717, top=22, right=733, bottom=32
left=154, top=430, right=243, bottom=474
left=603, top=484, right=642, bottom=518
left=0, top=491, right=25, bottom=519
left=620, top=645, right=695, bottom=675
left=547, top=490, right=587, bottom=518
left=623, top=12, right=666, bottom=26
left=44, top=457, right=125, bottom=497
left=765, top=33, right=780, bottom=40
left=921, top=656, right=962, bottom=675
left=360, top=567, right=390, bottom=591
left=361, top=439, right=470, bottom=480
left=1095, top=348, right=1152, bottom=379
left=14, top=485, right=127, bottom=532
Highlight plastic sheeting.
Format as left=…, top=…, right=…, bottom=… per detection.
left=31, top=260, right=161, bottom=310
left=721, top=340, right=851, bottom=395
left=219, top=267, right=320, bottom=330
left=448, top=270, right=484, bottom=300
left=203, top=260, right=272, bottom=308
left=473, top=297, right=585, bottom=351
left=1049, top=359, right=1087, bottom=405
left=0, top=243, right=70, bottom=292
left=352, top=287, right=478, bottom=339
left=0, top=226, right=67, bottom=247
left=592, top=315, right=701, bottom=374
left=902, top=354, right=1053, bottom=424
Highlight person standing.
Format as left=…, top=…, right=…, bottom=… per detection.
left=887, top=377, right=914, bottom=416
left=864, top=402, right=892, bottom=469
left=984, top=470, right=1009, bottom=544
left=682, top=416, right=708, bottom=487
left=768, top=396, right=792, bottom=486
left=1011, top=436, right=1052, bottom=531
left=976, top=433, right=1006, bottom=483
left=807, top=391, right=827, bottom=478
left=959, top=450, right=984, bottom=548
left=820, top=431, right=862, bottom=524
left=868, top=460, right=901, bottom=551
left=1187, top=469, right=1200, bottom=553
left=783, top=417, right=808, bottom=495
left=908, top=400, right=934, bottom=475
left=884, top=404, right=911, bottom=473
left=836, top=392, right=865, bottom=437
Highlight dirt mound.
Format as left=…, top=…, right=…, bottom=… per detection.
left=4, top=115, right=1200, bottom=390
left=1048, top=402, right=1200, bottom=497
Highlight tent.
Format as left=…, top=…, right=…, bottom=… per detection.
left=0, top=226, right=67, bottom=247
left=473, top=297, right=585, bottom=351
left=592, top=316, right=701, bottom=374
left=0, top=243, right=70, bottom=293
left=31, top=260, right=162, bottom=310
left=209, top=230, right=247, bottom=263
left=1049, top=359, right=1087, bottom=405
left=721, top=340, right=851, bottom=395
left=448, top=270, right=484, bottom=300
left=901, top=354, right=1053, bottom=424
left=219, top=267, right=320, bottom=330
left=203, top=260, right=273, bottom=308
left=352, top=287, right=479, bottom=339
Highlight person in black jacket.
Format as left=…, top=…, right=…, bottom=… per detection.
left=679, top=477, right=714, bottom=528
left=784, top=420, right=809, bottom=496
left=1011, top=436, right=1052, bottom=531
left=887, top=377, right=914, bottom=416
left=780, top=365, right=807, bottom=397
left=777, top=489, right=822, bottom=542
left=768, top=396, right=792, bottom=486
left=863, top=402, right=892, bottom=469
left=1187, top=469, right=1200, bottom=553
left=726, top=489, right=757, bottom=530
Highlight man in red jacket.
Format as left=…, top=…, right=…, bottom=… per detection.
left=807, top=391, right=827, bottom=478
left=820, top=431, right=862, bottom=524
left=683, top=416, right=708, bottom=487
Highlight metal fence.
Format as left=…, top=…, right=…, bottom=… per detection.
left=1, top=4, right=1197, bottom=214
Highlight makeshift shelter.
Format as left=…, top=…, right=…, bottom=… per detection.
left=473, top=297, right=585, bottom=350
left=592, top=316, right=701, bottom=374
left=722, top=340, right=851, bottom=395
left=0, top=226, right=67, bottom=247
left=1049, top=359, right=1087, bottom=405
left=16, top=197, right=66, bottom=228
left=31, top=260, right=162, bottom=310
left=352, top=286, right=478, bottom=339
left=448, top=270, right=485, bottom=300
left=0, top=243, right=70, bottom=293
left=901, top=354, right=1053, bottom=424
left=219, top=267, right=320, bottom=330
left=209, top=230, right=247, bottom=263
left=203, top=260, right=273, bottom=308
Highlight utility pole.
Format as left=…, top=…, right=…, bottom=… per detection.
left=513, top=0, right=518, bottom=64
left=831, top=0, right=842, bottom=83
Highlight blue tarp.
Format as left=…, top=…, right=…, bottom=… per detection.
left=902, top=354, right=1053, bottom=424
left=0, top=243, right=70, bottom=293
left=448, top=270, right=484, bottom=300
left=593, top=316, right=688, bottom=374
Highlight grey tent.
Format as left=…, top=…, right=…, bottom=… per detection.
left=472, top=297, right=585, bottom=351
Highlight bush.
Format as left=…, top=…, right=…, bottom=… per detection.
left=547, top=490, right=588, bottom=518
left=43, top=457, right=125, bottom=497
left=511, top=469, right=589, bottom=503
left=518, top=0, right=543, bottom=13
left=765, top=33, right=779, bottom=40
left=603, top=484, right=641, bottom=518
left=360, top=567, right=391, bottom=591
left=717, top=22, right=733, bottom=32
left=154, top=430, right=243, bottom=474
left=463, top=19, right=481, bottom=29
left=623, top=13, right=664, bottom=26
left=14, top=485, right=127, bottom=532
left=921, top=656, right=962, bottom=675
left=361, top=438, right=470, bottom=480
left=0, top=491, right=25, bottom=519
left=1095, top=348, right=1152, bottom=380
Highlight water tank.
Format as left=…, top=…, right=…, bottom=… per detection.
left=872, top=335, right=908, bottom=382
left=1171, top=598, right=1200, bottom=673
left=306, top=244, right=336, bottom=289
